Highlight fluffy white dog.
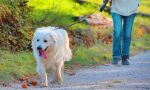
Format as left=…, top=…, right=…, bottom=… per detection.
left=32, top=26, right=72, bottom=87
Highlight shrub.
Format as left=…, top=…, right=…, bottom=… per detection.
left=0, top=0, right=33, bottom=51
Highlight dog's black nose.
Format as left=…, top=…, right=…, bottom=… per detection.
left=37, top=46, right=42, bottom=50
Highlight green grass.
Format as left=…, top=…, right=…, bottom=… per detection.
left=0, top=51, right=36, bottom=82
left=28, top=0, right=102, bottom=29
left=70, top=42, right=112, bottom=66
left=138, top=0, right=150, bottom=13
left=131, top=34, right=150, bottom=55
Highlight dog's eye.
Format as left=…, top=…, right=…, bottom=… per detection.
left=44, top=40, right=47, bottom=43
left=37, top=39, right=39, bottom=42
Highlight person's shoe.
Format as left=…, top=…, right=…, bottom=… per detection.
left=122, top=55, right=130, bottom=65
left=122, top=59, right=129, bottom=65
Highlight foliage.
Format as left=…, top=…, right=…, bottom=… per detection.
left=0, top=0, right=33, bottom=51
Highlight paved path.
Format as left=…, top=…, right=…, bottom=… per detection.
left=1, top=51, right=150, bottom=90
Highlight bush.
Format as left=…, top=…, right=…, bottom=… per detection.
left=0, top=0, right=33, bottom=51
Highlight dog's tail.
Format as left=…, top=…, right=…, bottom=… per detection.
left=64, top=47, right=72, bottom=61
left=64, top=31, right=72, bottom=61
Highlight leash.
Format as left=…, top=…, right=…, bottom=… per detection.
left=54, top=11, right=98, bottom=30
left=58, top=2, right=111, bottom=30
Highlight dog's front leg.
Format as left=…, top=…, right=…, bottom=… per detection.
left=37, top=63, right=48, bottom=87
left=55, top=62, right=64, bottom=84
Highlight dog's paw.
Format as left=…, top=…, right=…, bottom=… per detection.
left=50, top=80, right=57, bottom=84
left=40, top=82, right=48, bottom=87
left=58, top=81, right=63, bottom=85
left=50, top=80, right=63, bottom=85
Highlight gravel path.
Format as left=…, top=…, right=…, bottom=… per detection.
left=1, top=51, right=150, bottom=90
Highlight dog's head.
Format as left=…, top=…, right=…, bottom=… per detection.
left=32, top=28, right=56, bottom=59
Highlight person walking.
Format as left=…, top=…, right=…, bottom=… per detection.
left=110, top=0, right=140, bottom=65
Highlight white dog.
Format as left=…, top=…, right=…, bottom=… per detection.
left=32, top=26, right=72, bottom=87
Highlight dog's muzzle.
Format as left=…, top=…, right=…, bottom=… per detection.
left=37, top=46, right=48, bottom=59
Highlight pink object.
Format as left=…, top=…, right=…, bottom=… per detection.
left=39, top=50, right=47, bottom=59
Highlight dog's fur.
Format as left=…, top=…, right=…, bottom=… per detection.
left=32, top=26, right=72, bottom=86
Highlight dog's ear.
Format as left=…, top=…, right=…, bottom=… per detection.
left=31, top=28, right=40, bottom=49
left=49, top=31, right=57, bottom=43
left=31, top=31, right=37, bottom=49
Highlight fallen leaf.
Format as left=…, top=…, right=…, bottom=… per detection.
left=21, top=83, right=27, bottom=88
left=30, top=81, right=37, bottom=86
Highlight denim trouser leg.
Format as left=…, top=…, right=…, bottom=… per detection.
left=122, top=14, right=136, bottom=57
left=111, top=13, right=122, bottom=61
left=111, top=13, right=136, bottom=62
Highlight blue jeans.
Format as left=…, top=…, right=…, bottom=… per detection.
left=111, top=13, right=136, bottom=61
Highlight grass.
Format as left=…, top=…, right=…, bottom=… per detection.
left=0, top=51, right=36, bottom=82
left=70, top=42, right=112, bottom=66
left=28, top=0, right=102, bottom=29
left=131, top=34, right=150, bottom=55
left=138, top=0, right=150, bottom=13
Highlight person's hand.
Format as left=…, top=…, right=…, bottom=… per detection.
left=99, top=0, right=109, bottom=12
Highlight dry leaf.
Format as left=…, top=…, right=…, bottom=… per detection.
left=21, top=83, right=28, bottom=88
